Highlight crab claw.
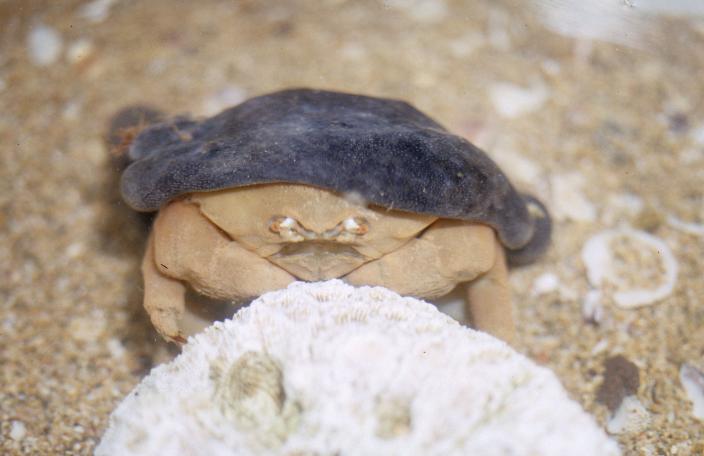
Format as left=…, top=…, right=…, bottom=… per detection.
left=106, top=105, right=165, bottom=164
left=169, top=333, right=187, bottom=345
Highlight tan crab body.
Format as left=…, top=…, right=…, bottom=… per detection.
left=142, top=183, right=514, bottom=344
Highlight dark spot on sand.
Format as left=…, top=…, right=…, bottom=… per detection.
left=596, top=355, right=640, bottom=413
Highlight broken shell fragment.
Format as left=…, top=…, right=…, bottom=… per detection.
left=581, top=228, right=678, bottom=308
left=606, top=395, right=650, bottom=435
left=680, top=363, right=704, bottom=421
left=97, top=281, right=619, bottom=456
left=666, top=214, right=704, bottom=236
left=550, top=172, right=597, bottom=223
left=489, top=81, right=550, bottom=118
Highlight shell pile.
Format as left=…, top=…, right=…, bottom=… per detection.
left=97, top=281, right=619, bottom=456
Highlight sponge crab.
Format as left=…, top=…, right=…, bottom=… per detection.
left=114, top=89, right=551, bottom=344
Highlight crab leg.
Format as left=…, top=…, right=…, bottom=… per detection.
left=465, top=241, right=515, bottom=343
left=142, top=231, right=188, bottom=344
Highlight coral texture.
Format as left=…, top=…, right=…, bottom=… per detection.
left=97, top=281, right=619, bottom=455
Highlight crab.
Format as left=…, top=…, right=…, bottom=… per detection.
left=114, top=89, right=551, bottom=344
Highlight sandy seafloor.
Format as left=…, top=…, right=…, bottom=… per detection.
left=1, top=0, right=703, bottom=454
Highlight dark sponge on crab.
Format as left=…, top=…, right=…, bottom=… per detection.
left=119, top=88, right=551, bottom=265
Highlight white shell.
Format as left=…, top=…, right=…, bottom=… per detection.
left=581, top=228, right=678, bottom=308
left=606, top=395, right=651, bottom=435
left=680, top=363, right=704, bottom=421
left=97, top=281, right=619, bottom=456
left=531, top=272, right=560, bottom=296
left=550, top=172, right=597, bottom=223
left=489, top=81, right=550, bottom=119
left=666, top=214, right=704, bottom=236
left=27, top=23, right=63, bottom=67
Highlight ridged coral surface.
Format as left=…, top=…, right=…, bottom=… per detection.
left=97, top=281, right=619, bottom=456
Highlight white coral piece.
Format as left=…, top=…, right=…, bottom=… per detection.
left=97, top=280, right=620, bottom=456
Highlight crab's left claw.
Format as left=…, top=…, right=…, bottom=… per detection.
left=105, top=105, right=165, bottom=166
left=141, top=230, right=188, bottom=345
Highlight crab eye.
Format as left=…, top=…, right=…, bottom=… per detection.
left=269, top=216, right=298, bottom=233
left=269, top=216, right=306, bottom=242
left=342, top=217, right=368, bottom=235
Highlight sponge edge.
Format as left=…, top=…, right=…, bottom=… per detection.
left=97, top=280, right=620, bottom=456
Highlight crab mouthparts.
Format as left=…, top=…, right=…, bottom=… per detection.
left=268, top=241, right=367, bottom=281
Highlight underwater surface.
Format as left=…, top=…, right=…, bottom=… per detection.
left=1, top=0, right=703, bottom=454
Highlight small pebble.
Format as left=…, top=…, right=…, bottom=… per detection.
left=487, top=9, right=511, bottom=50
left=582, top=289, right=604, bottom=324
left=597, top=355, right=640, bottom=413
left=146, top=57, right=168, bottom=75
left=412, top=72, right=436, bottom=88
left=601, top=193, right=644, bottom=225
left=79, top=0, right=117, bottom=23
left=3, top=314, right=16, bottom=332
left=590, top=339, right=609, bottom=356
left=550, top=173, right=597, bottom=222
left=669, top=441, right=695, bottom=455
left=678, top=147, right=703, bottom=164
left=632, top=206, right=663, bottom=232
left=27, top=23, right=63, bottom=67
left=640, top=443, right=657, bottom=456
left=541, top=59, right=561, bottom=75
left=690, top=124, right=704, bottom=145
left=680, top=363, right=704, bottom=420
left=491, top=144, right=542, bottom=184
left=62, top=99, right=83, bottom=120
left=65, top=242, right=85, bottom=259
left=384, top=0, right=448, bottom=23
left=201, top=86, right=247, bottom=116
left=660, top=111, right=689, bottom=135
left=534, top=0, right=646, bottom=48
left=531, top=272, right=559, bottom=296
left=107, top=338, right=126, bottom=358
left=606, top=395, right=650, bottom=434
left=633, top=0, right=704, bottom=16
left=448, top=32, right=484, bottom=58
left=10, top=420, right=26, bottom=441
left=489, top=82, right=549, bottom=118
left=339, top=42, right=367, bottom=61
left=69, top=314, right=106, bottom=342
left=66, top=39, right=95, bottom=64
